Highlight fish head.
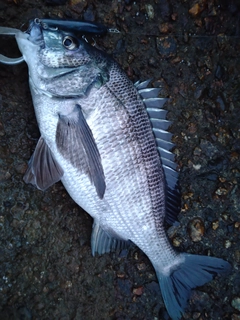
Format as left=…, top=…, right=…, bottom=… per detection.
left=15, top=18, right=110, bottom=98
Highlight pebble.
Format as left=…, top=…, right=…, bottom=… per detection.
left=156, top=36, right=177, bottom=58
left=145, top=4, right=154, bottom=19
left=159, top=22, right=173, bottom=34
left=188, top=122, right=197, bottom=134
left=69, top=0, right=87, bottom=14
left=212, top=220, right=219, bottom=230
left=45, top=0, right=67, bottom=4
left=215, top=187, right=228, bottom=196
left=132, top=286, right=143, bottom=296
left=136, top=262, right=146, bottom=271
left=172, top=236, right=182, bottom=247
left=188, top=218, right=205, bottom=242
left=217, top=34, right=229, bottom=49
left=234, top=250, right=240, bottom=263
left=65, top=280, right=73, bottom=288
left=0, top=169, right=11, bottom=183
left=224, top=239, right=232, bottom=249
left=189, top=3, right=204, bottom=17
left=0, top=121, right=4, bottom=136
left=231, top=297, right=240, bottom=311
left=194, top=86, right=205, bottom=99
left=192, top=312, right=201, bottom=319
left=215, top=64, right=225, bottom=80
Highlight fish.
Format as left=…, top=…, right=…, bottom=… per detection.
left=2, top=18, right=231, bottom=319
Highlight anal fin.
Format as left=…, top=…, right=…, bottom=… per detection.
left=91, top=220, right=130, bottom=256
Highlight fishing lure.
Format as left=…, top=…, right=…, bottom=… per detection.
left=0, top=18, right=119, bottom=65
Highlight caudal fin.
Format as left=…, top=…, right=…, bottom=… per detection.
left=155, top=254, right=231, bottom=320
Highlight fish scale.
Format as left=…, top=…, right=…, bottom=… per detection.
left=0, top=18, right=230, bottom=320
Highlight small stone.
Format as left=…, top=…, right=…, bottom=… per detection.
left=194, top=86, right=205, bottom=99
left=0, top=169, right=11, bottom=183
left=36, top=303, right=44, bottom=310
left=137, top=262, right=146, bottom=271
left=134, top=252, right=139, bottom=260
left=132, top=286, right=144, bottom=296
left=231, top=297, right=240, bottom=311
left=145, top=4, right=154, bottom=19
left=192, top=311, right=201, bottom=319
left=171, top=13, right=178, bottom=21
left=188, top=218, right=205, bottom=242
left=188, top=122, right=197, bottom=134
left=15, top=162, right=28, bottom=174
left=224, top=240, right=232, bottom=249
left=148, top=57, right=158, bottom=68
left=43, top=286, right=49, bottom=293
left=189, top=3, right=204, bottom=17
left=235, top=222, right=240, bottom=229
left=230, top=152, right=239, bottom=162
left=221, top=213, right=229, bottom=221
left=117, top=273, right=125, bottom=278
left=159, top=22, right=173, bottom=34
left=234, top=250, right=240, bottom=263
left=69, top=0, right=87, bottom=14
left=0, top=121, right=4, bottom=136
left=212, top=220, right=219, bottom=230
left=172, top=237, right=182, bottom=247
left=65, top=280, right=72, bottom=288
left=183, top=192, right=194, bottom=200
left=192, top=164, right=201, bottom=170
left=156, top=36, right=177, bottom=58
left=193, top=147, right=202, bottom=156
left=215, top=187, right=228, bottom=196
left=217, top=34, right=228, bottom=49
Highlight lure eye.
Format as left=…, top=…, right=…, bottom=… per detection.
left=62, top=36, right=78, bottom=50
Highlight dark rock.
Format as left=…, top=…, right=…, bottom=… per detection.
left=45, top=0, right=68, bottom=5
left=215, top=63, right=225, bottom=80
left=83, top=5, right=95, bottom=21
left=157, top=0, right=172, bottom=21
left=156, top=36, right=177, bottom=58
left=116, top=278, right=132, bottom=296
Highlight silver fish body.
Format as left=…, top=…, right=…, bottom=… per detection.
left=14, top=19, right=230, bottom=320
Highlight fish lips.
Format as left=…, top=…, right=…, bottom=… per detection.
left=26, top=19, right=45, bottom=47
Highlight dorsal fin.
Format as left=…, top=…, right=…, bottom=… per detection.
left=135, top=80, right=181, bottom=225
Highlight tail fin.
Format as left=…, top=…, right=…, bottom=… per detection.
left=155, top=254, right=231, bottom=320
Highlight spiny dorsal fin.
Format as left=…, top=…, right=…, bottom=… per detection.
left=135, top=79, right=181, bottom=225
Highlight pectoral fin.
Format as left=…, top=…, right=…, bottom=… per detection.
left=56, top=104, right=106, bottom=199
left=24, top=137, right=64, bottom=191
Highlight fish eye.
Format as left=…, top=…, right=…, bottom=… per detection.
left=62, top=36, right=78, bottom=50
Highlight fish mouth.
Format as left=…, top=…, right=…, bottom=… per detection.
left=26, top=18, right=45, bottom=46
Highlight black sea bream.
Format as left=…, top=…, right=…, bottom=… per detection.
left=6, top=19, right=231, bottom=319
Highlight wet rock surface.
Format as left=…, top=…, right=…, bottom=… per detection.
left=0, top=0, right=239, bottom=319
